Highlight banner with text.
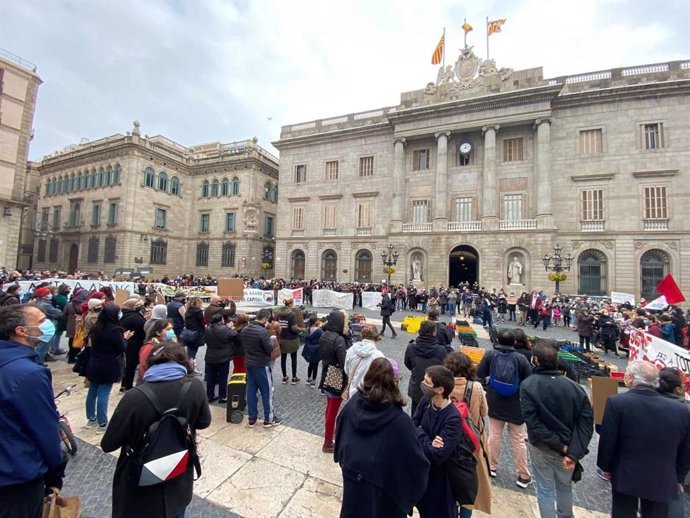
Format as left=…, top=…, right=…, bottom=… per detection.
left=277, top=287, right=303, bottom=306
left=312, top=289, right=354, bottom=310
left=17, top=279, right=137, bottom=296
left=362, top=291, right=383, bottom=310
left=629, top=328, right=690, bottom=375
left=610, top=292, right=635, bottom=305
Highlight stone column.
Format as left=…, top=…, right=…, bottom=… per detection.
left=481, top=125, right=500, bottom=230
left=534, top=119, right=554, bottom=228
left=434, top=131, right=450, bottom=229
left=390, top=138, right=406, bottom=232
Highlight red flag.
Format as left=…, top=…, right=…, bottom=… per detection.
left=656, top=274, right=686, bottom=304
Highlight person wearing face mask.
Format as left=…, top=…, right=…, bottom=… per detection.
left=0, top=304, right=66, bottom=518
left=32, top=286, right=63, bottom=365
left=119, top=298, right=147, bottom=393
left=138, top=319, right=175, bottom=384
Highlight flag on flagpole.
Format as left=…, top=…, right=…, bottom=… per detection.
left=487, top=18, right=506, bottom=36
left=656, top=273, right=686, bottom=304
left=462, top=22, right=473, bottom=34
left=431, top=34, right=445, bottom=65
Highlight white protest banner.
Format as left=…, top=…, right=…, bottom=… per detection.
left=629, top=328, right=690, bottom=374
left=17, top=278, right=137, bottom=295
left=644, top=295, right=669, bottom=311
left=610, top=292, right=635, bottom=305
left=277, top=287, right=303, bottom=306
left=240, top=289, right=276, bottom=307
left=312, top=289, right=354, bottom=310
left=362, top=291, right=383, bottom=310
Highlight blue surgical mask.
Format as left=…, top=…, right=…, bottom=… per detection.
left=164, top=329, right=176, bottom=341
left=26, top=320, right=56, bottom=343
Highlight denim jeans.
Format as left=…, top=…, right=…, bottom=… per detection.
left=85, top=382, right=113, bottom=426
left=36, top=339, right=50, bottom=363
left=448, top=302, right=457, bottom=316
left=529, top=445, right=574, bottom=518
left=246, top=366, right=274, bottom=421
left=51, top=331, right=64, bottom=352
left=205, top=361, right=230, bottom=400
left=173, top=511, right=185, bottom=518
left=459, top=506, right=472, bottom=518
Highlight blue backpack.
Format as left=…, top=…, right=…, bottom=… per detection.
left=489, top=351, right=520, bottom=396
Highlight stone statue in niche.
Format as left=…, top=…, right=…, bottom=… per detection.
left=243, top=206, right=258, bottom=231
left=508, top=256, right=523, bottom=285
left=412, top=257, right=423, bottom=281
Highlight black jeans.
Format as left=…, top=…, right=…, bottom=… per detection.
left=281, top=352, right=298, bottom=378
left=205, top=361, right=230, bottom=400
left=579, top=335, right=591, bottom=350
left=0, top=476, right=45, bottom=518
left=380, top=315, right=396, bottom=336
left=612, top=490, right=667, bottom=518
left=307, top=362, right=319, bottom=381
left=121, top=342, right=140, bottom=390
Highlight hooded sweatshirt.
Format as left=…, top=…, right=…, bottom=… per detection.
left=0, top=340, right=63, bottom=486
left=344, top=339, right=384, bottom=399
left=144, top=304, right=168, bottom=337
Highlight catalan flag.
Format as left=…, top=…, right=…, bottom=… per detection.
left=431, top=34, right=445, bottom=65
left=487, top=18, right=506, bottom=36
left=461, top=22, right=473, bottom=34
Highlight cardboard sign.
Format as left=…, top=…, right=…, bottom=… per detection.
left=217, top=278, right=244, bottom=299
left=590, top=376, right=620, bottom=425
left=155, top=294, right=166, bottom=306
left=114, top=288, right=131, bottom=306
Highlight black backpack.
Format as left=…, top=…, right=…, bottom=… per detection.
left=127, top=380, right=202, bottom=487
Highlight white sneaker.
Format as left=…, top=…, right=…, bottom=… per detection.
left=83, top=419, right=97, bottom=429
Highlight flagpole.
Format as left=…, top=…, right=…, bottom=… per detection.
left=463, top=19, right=467, bottom=47
left=442, top=27, right=446, bottom=69
left=486, top=16, right=490, bottom=60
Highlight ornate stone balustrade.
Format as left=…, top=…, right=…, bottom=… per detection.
left=402, top=223, right=433, bottom=233
left=580, top=221, right=605, bottom=232
left=643, top=219, right=669, bottom=231
left=447, top=221, right=482, bottom=232
left=499, top=219, right=537, bottom=230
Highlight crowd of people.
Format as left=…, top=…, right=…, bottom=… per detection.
left=1, top=268, right=689, bottom=517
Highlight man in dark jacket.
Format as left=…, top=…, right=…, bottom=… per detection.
left=476, top=329, right=533, bottom=488
left=0, top=304, right=66, bottom=518
left=520, top=341, right=594, bottom=518
left=597, top=360, right=690, bottom=518
left=167, top=292, right=186, bottom=339
left=204, top=296, right=237, bottom=323
left=404, top=320, right=448, bottom=415
left=119, top=298, right=147, bottom=391
left=428, top=309, right=454, bottom=350
left=379, top=292, right=397, bottom=338
left=243, top=308, right=281, bottom=428
left=0, top=284, right=21, bottom=306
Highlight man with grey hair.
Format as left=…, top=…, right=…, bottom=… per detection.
left=597, top=360, right=690, bottom=518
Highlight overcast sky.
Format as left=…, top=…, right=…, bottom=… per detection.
left=2, top=0, right=688, bottom=160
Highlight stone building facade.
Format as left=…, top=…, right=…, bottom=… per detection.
left=274, top=53, right=690, bottom=300
left=33, top=123, right=279, bottom=278
left=0, top=49, right=41, bottom=270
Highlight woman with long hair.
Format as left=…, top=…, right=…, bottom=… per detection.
left=444, top=352, right=491, bottom=517
left=335, top=358, right=429, bottom=518
left=85, top=304, right=133, bottom=433
left=101, top=342, right=211, bottom=518
left=319, top=309, right=349, bottom=453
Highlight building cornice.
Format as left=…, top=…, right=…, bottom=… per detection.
left=631, top=169, right=679, bottom=178
left=318, top=194, right=343, bottom=201
left=553, top=80, right=690, bottom=109
left=273, top=122, right=392, bottom=150
left=570, top=173, right=617, bottom=182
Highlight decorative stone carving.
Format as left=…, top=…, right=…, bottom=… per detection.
left=412, top=257, right=422, bottom=281
left=242, top=203, right=258, bottom=232
left=424, top=82, right=437, bottom=95
left=667, top=241, right=678, bottom=250
left=634, top=241, right=645, bottom=249
left=508, top=256, right=523, bottom=285
left=425, top=46, right=514, bottom=95
left=571, top=241, right=581, bottom=249
left=132, top=120, right=141, bottom=137
left=603, top=241, right=614, bottom=250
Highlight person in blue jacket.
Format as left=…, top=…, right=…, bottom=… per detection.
left=0, top=304, right=66, bottom=518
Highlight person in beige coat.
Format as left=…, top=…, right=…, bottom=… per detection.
left=444, top=351, right=491, bottom=516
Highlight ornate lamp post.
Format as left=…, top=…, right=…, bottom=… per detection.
left=261, top=246, right=274, bottom=277
left=380, top=244, right=399, bottom=287
left=542, top=243, right=573, bottom=295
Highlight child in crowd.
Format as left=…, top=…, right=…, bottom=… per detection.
left=302, top=315, right=323, bottom=388
left=552, top=306, right=562, bottom=327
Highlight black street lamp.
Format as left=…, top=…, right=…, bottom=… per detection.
left=542, top=243, right=573, bottom=295
left=380, top=244, right=399, bottom=287
left=261, top=246, right=274, bottom=277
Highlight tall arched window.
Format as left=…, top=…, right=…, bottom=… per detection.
left=264, top=182, right=272, bottom=200
left=98, top=168, right=105, bottom=187
left=577, top=249, right=607, bottom=296
left=106, top=166, right=113, bottom=185
left=291, top=249, right=305, bottom=280
left=104, top=235, right=117, bottom=263
left=211, top=179, right=219, bottom=197
left=77, top=172, right=84, bottom=190
left=221, top=242, right=236, bottom=267
left=202, top=180, right=210, bottom=198
left=158, top=172, right=168, bottom=191
left=113, top=165, right=121, bottom=184
left=68, top=174, right=75, bottom=192
left=170, top=176, right=180, bottom=195
left=150, top=239, right=167, bottom=265
left=89, top=170, right=97, bottom=189
left=87, top=236, right=99, bottom=263
left=196, top=241, right=209, bottom=267
left=231, top=177, right=240, bottom=195
left=144, top=167, right=155, bottom=187
left=354, top=250, right=373, bottom=282
left=221, top=178, right=230, bottom=196
left=321, top=249, right=337, bottom=281
left=640, top=249, right=670, bottom=301
left=69, top=202, right=81, bottom=227
left=45, top=179, right=52, bottom=196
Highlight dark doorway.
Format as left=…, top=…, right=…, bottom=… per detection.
left=449, top=245, right=479, bottom=288
left=68, top=243, right=79, bottom=274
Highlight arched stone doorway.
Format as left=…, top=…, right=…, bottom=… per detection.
left=68, top=243, right=79, bottom=274
left=449, top=245, right=479, bottom=288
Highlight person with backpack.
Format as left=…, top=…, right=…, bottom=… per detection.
left=101, top=342, right=211, bottom=518
left=444, top=351, right=491, bottom=517
left=520, top=341, right=594, bottom=518
left=476, top=329, right=533, bottom=489
left=413, top=365, right=476, bottom=518
left=301, top=315, right=323, bottom=388
left=0, top=284, right=21, bottom=306
left=404, top=320, right=449, bottom=415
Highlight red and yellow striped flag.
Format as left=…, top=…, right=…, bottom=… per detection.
left=431, top=34, right=445, bottom=65
left=487, top=18, right=506, bottom=36
left=461, top=22, right=473, bottom=34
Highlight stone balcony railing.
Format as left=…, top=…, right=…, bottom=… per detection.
left=499, top=219, right=537, bottom=230
left=447, top=221, right=482, bottom=232
left=323, top=229, right=336, bottom=236
left=402, top=223, right=433, bottom=233
left=356, top=228, right=372, bottom=236
left=643, top=219, right=669, bottom=231
left=580, top=220, right=605, bottom=232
